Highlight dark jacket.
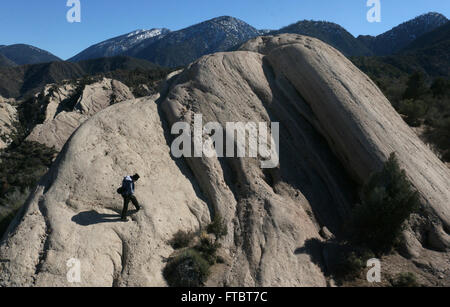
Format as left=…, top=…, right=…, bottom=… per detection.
left=122, top=176, right=135, bottom=196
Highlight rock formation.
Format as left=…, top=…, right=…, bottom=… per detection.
left=0, top=97, right=210, bottom=286
left=26, top=78, right=135, bottom=151
left=1, top=34, right=449, bottom=287
left=0, top=96, right=17, bottom=149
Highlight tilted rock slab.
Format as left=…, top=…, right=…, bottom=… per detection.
left=162, top=34, right=450, bottom=285
left=240, top=35, right=450, bottom=251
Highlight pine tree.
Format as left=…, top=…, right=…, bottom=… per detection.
left=351, top=153, right=420, bottom=253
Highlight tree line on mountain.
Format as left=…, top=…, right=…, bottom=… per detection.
left=0, top=56, right=173, bottom=99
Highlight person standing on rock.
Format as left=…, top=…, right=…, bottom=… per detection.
left=120, top=174, right=141, bottom=221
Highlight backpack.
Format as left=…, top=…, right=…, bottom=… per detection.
left=117, top=186, right=125, bottom=195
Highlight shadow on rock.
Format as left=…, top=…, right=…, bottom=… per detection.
left=295, top=238, right=328, bottom=275
left=295, top=238, right=352, bottom=278
left=71, top=210, right=130, bottom=226
left=295, top=238, right=375, bottom=284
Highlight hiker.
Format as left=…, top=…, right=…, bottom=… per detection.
left=120, top=174, right=141, bottom=221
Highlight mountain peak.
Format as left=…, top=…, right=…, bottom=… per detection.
left=69, top=28, right=170, bottom=62
left=0, top=44, right=61, bottom=65
left=357, top=12, right=448, bottom=55
left=413, top=12, right=447, bottom=21
left=210, top=15, right=236, bottom=21
left=270, top=19, right=373, bottom=56
left=391, top=11, right=448, bottom=33
left=198, top=16, right=253, bottom=29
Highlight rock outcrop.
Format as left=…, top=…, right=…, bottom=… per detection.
left=1, top=34, right=449, bottom=287
left=27, top=78, right=135, bottom=151
left=0, top=96, right=17, bottom=149
left=239, top=35, right=450, bottom=252
left=0, top=97, right=210, bottom=286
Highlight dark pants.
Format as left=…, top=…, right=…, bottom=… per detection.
left=121, top=195, right=140, bottom=219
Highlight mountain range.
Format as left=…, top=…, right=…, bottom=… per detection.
left=0, top=12, right=448, bottom=99
left=357, top=12, right=448, bottom=56
left=352, top=19, right=450, bottom=78
left=1, top=13, right=448, bottom=69
left=0, top=44, right=61, bottom=67
left=269, top=20, right=374, bottom=56
left=66, top=13, right=448, bottom=66
left=0, top=56, right=165, bottom=99
left=69, top=16, right=263, bottom=67
left=68, top=28, right=171, bottom=63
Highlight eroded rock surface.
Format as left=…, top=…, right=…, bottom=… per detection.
left=0, top=96, right=17, bottom=149
left=0, top=98, right=210, bottom=286
left=27, top=78, right=134, bottom=151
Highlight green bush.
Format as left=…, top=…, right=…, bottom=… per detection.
left=163, top=249, right=211, bottom=287
left=0, top=187, right=30, bottom=237
left=164, top=225, right=225, bottom=286
left=430, top=78, right=450, bottom=98
left=196, top=236, right=221, bottom=265
left=390, top=272, right=420, bottom=287
left=403, top=72, right=429, bottom=100
left=0, top=141, right=56, bottom=238
left=350, top=153, right=420, bottom=254
left=0, top=141, right=55, bottom=198
left=169, top=230, right=195, bottom=249
left=398, top=99, right=428, bottom=127
left=425, top=117, right=450, bottom=161
left=207, top=215, right=228, bottom=239
left=333, top=248, right=375, bottom=281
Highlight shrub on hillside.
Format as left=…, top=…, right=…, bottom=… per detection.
left=390, top=272, right=420, bottom=287
left=350, top=153, right=420, bottom=254
left=430, top=77, right=450, bottom=98
left=398, top=99, right=428, bottom=126
left=163, top=249, right=210, bottom=287
left=0, top=187, right=30, bottom=237
left=425, top=117, right=450, bottom=161
left=0, top=141, right=56, bottom=238
left=333, top=248, right=375, bottom=282
left=169, top=230, right=196, bottom=249
left=196, top=235, right=221, bottom=265
left=207, top=214, right=228, bottom=239
left=403, top=72, right=428, bottom=100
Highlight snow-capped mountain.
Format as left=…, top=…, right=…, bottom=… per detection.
left=130, top=16, right=261, bottom=67
left=68, top=12, right=448, bottom=68
left=69, top=28, right=170, bottom=62
left=357, top=12, right=448, bottom=55
left=70, top=16, right=260, bottom=67
left=0, top=44, right=61, bottom=65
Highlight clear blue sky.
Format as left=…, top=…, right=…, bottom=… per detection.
left=0, top=0, right=448, bottom=60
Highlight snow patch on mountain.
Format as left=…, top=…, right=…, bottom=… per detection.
left=69, top=28, right=170, bottom=62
